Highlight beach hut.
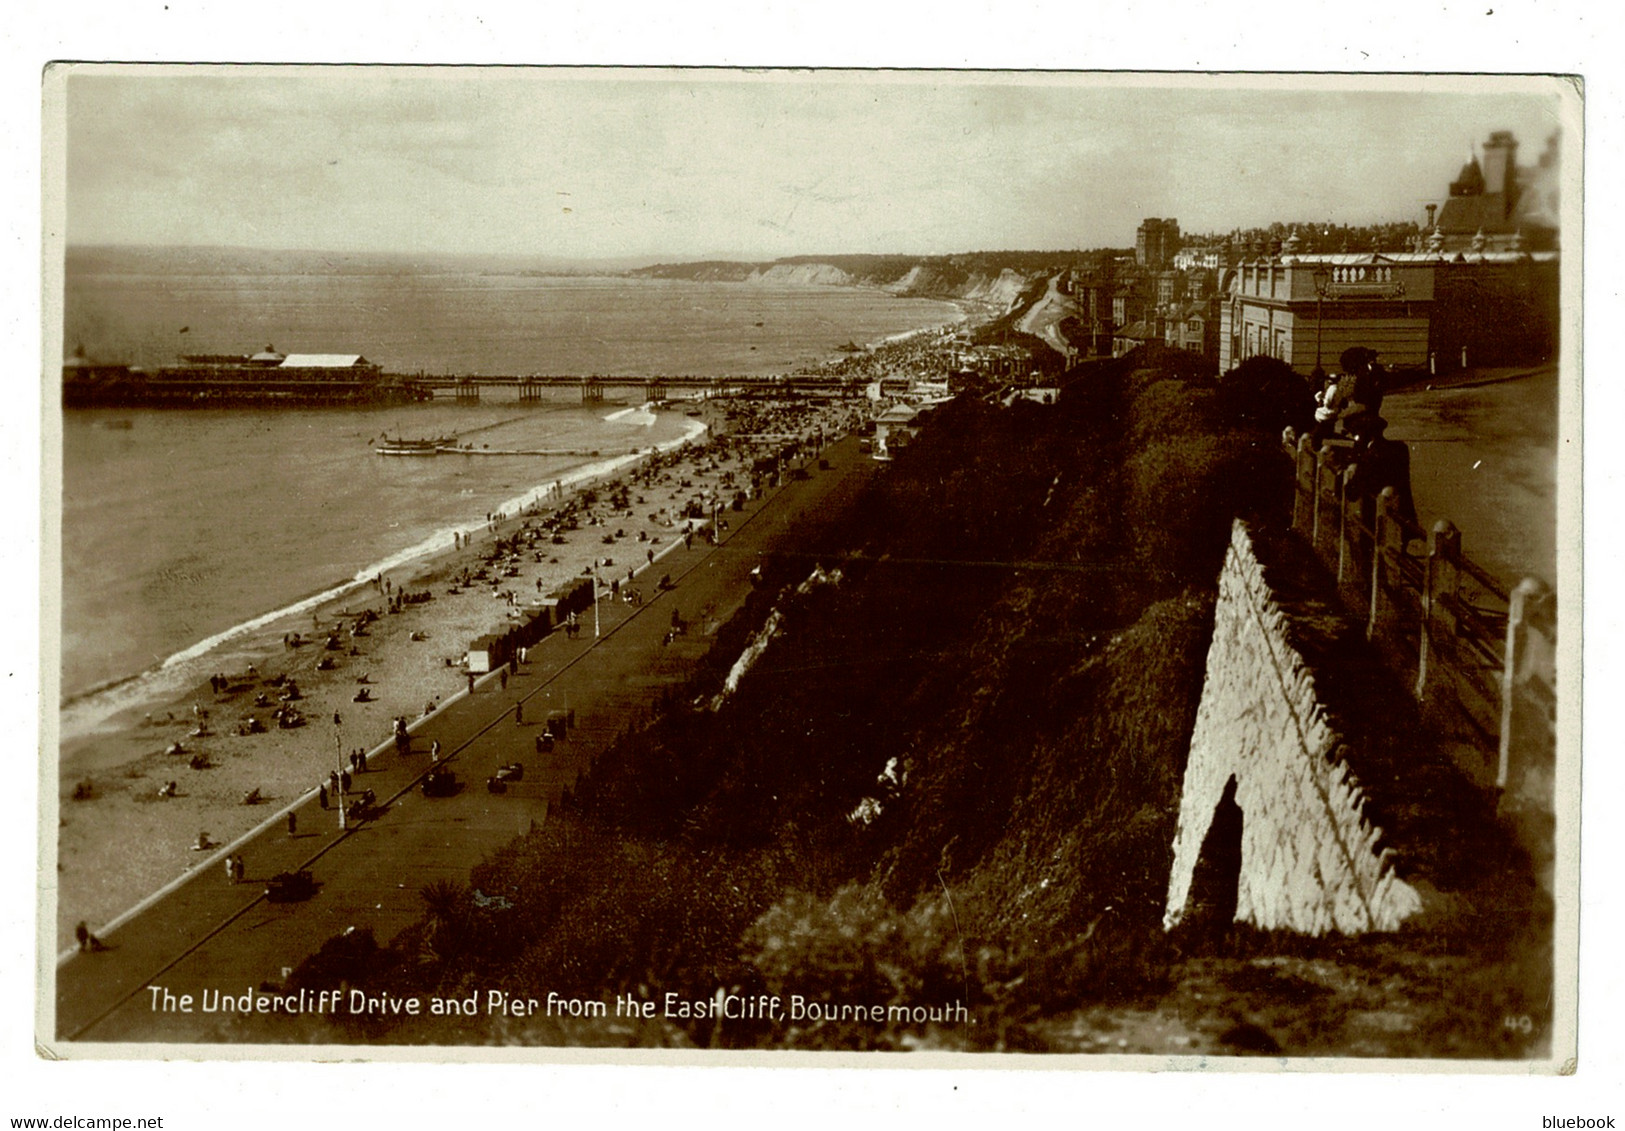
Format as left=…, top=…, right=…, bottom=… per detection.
left=466, top=635, right=499, bottom=674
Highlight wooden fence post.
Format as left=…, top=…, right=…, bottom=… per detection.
left=1367, top=487, right=1401, bottom=641
left=1312, top=445, right=1336, bottom=552
left=1416, top=520, right=1460, bottom=699
left=1293, top=433, right=1317, bottom=536
left=1338, top=465, right=1357, bottom=585
left=1499, top=576, right=1556, bottom=795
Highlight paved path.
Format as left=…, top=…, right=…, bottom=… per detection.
left=1381, top=365, right=1558, bottom=589
left=53, top=434, right=879, bottom=1044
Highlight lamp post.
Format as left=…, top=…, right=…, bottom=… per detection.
left=334, top=728, right=347, bottom=831
left=1311, top=265, right=1331, bottom=375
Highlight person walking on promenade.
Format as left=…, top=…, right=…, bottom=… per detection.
left=430, top=739, right=441, bottom=762
left=340, top=769, right=351, bottom=793
left=515, top=702, right=524, bottom=726
left=318, top=783, right=328, bottom=809
left=500, top=669, right=509, bottom=691
left=467, top=671, right=476, bottom=695
left=287, top=811, right=297, bottom=837
left=358, top=749, right=368, bottom=773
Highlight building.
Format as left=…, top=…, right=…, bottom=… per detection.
left=1220, top=255, right=1433, bottom=374
left=872, top=404, right=922, bottom=460
left=1430, top=130, right=1559, bottom=254
left=1136, top=218, right=1181, bottom=269
left=1174, top=245, right=1224, bottom=271
left=1112, top=320, right=1158, bottom=358
left=1165, top=298, right=1220, bottom=361
left=1218, top=251, right=1558, bottom=376
left=1071, top=265, right=1121, bottom=358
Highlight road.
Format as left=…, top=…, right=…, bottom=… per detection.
left=1381, top=366, right=1560, bottom=589
left=53, top=434, right=880, bottom=1045
left=1016, top=272, right=1078, bottom=358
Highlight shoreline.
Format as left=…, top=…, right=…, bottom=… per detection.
left=58, top=412, right=709, bottom=740
left=52, top=393, right=872, bottom=950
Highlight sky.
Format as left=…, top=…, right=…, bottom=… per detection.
left=56, top=68, right=1573, bottom=262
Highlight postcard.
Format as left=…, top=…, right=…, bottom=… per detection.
left=39, top=66, right=1580, bottom=1079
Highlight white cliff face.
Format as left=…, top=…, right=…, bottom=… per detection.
left=743, top=263, right=856, bottom=286
left=962, top=268, right=1031, bottom=309
left=1163, top=521, right=1422, bottom=936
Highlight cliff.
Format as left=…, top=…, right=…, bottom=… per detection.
left=283, top=348, right=1548, bottom=1057
left=631, top=250, right=1095, bottom=308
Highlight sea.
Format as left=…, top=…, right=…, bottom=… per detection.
left=59, top=254, right=964, bottom=738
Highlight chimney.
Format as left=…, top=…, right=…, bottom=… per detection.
left=1425, top=203, right=1437, bottom=229
left=1481, top=130, right=1518, bottom=198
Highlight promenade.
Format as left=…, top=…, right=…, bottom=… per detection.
left=53, top=434, right=879, bottom=1046
left=1381, top=365, right=1558, bottom=589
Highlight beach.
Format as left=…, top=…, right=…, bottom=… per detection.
left=53, top=393, right=874, bottom=951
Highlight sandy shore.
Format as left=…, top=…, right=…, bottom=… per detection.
left=53, top=394, right=872, bottom=950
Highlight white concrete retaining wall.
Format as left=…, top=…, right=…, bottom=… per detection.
left=1163, top=521, right=1421, bottom=935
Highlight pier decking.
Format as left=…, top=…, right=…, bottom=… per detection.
left=405, top=374, right=854, bottom=402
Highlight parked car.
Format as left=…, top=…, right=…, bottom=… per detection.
left=487, top=763, right=524, bottom=793
left=264, top=870, right=316, bottom=903
left=421, top=768, right=459, bottom=797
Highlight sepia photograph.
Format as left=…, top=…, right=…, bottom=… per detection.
left=37, top=60, right=1581, bottom=1081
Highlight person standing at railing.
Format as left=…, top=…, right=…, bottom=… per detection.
left=1312, top=347, right=1386, bottom=445
left=1345, top=414, right=1418, bottom=534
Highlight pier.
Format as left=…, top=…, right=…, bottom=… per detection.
left=403, top=374, right=855, bottom=403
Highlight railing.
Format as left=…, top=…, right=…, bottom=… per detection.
left=1282, top=430, right=1557, bottom=810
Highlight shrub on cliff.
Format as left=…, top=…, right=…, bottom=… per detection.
left=744, top=884, right=966, bottom=1005
left=1122, top=432, right=1281, bottom=597
left=1216, top=355, right=1317, bottom=434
